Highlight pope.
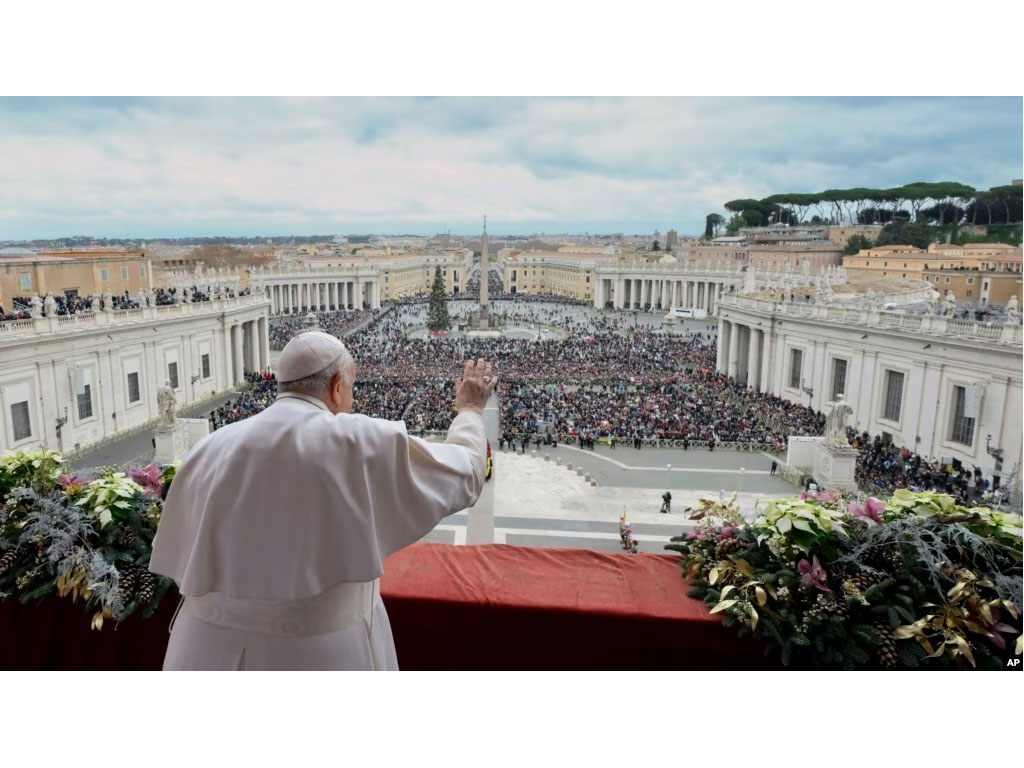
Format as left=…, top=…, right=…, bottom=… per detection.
left=150, top=331, right=495, bottom=670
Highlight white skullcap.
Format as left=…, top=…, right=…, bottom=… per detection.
left=277, top=331, right=348, bottom=383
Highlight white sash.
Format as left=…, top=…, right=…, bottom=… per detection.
left=177, top=579, right=379, bottom=637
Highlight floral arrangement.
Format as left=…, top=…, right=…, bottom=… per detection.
left=667, top=489, right=1022, bottom=669
left=0, top=448, right=178, bottom=630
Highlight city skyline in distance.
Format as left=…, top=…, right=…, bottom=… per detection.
left=0, top=96, right=1021, bottom=241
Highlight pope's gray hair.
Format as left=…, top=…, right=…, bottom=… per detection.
left=278, top=345, right=356, bottom=395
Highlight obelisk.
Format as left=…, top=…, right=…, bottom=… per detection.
left=479, top=214, right=489, bottom=328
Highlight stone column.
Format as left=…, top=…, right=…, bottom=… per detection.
left=259, top=317, right=269, bottom=370
left=249, top=320, right=260, bottom=372
left=707, top=282, right=715, bottom=314
left=717, top=320, right=730, bottom=372
left=727, top=323, right=741, bottom=379
left=747, top=328, right=761, bottom=390
left=232, top=324, right=243, bottom=384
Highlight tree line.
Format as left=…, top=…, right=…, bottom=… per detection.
left=704, top=181, right=1022, bottom=238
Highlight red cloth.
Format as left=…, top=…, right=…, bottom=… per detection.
left=0, top=544, right=772, bottom=670
left=380, top=543, right=772, bottom=670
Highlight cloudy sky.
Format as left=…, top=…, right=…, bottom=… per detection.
left=0, top=96, right=1020, bottom=240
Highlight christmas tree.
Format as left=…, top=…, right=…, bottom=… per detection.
left=426, top=265, right=450, bottom=332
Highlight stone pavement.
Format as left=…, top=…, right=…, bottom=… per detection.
left=420, top=450, right=795, bottom=554
left=69, top=390, right=242, bottom=471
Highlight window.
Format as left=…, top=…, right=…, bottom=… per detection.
left=140, top=265, right=147, bottom=278
left=966, top=290, right=972, bottom=297
left=11, top=401, right=31, bottom=441
left=127, top=372, right=140, bottom=403
left=202, top=354, right=211, bottom=379
left=121, top=266, right=129, bottom=280
left=168, top=362, right=179, bottom=389
left=983, top=281, right=990, bottom=290
left=945, top=277, right=950, bottom=284
left=77, top=384, right=93, bottom=419
left=967, top=277, right=974, bottom=285
left=100, top=268, right=109, bottom=283
left=883, top=370, right=904, bottom=422
left=949, top=386, right=975, bottom=446
left=20, top=272, right=31, bottom=290
left=831, top=359, right=848, bottom=400
left=789, top=349, right=803, bottom=389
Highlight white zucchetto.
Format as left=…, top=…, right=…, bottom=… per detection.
left=277, top=331, right=347, bottom=383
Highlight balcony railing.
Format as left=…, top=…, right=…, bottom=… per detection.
left=0, top=294, right=269, bottom=339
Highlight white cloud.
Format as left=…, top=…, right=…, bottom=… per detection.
left=0, top=97, right=1019, bottom=238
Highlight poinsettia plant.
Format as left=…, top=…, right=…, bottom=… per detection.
left=668, top=488, right=1022, bottom=669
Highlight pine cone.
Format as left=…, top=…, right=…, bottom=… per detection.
left=136, top=568, right=155, bottom=605
left=118, top=527, right=137, bottom=548
left=715, top=538, right=742, bottom=559
left=118, top=564, right=138, bottom=604
left=843, top=571, right=886, bottom=596
left=0, top=544, right=27, bottom=575
left=862, top=544, right=902, bottom=572
left=873, top=620, right=898, bottom=670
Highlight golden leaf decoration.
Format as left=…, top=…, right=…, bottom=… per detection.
left=709, top=599, right=737, bottom=614
left=719, top=585, right=736, bottom=599
left=953, top=635, right=976, bottom=667
left=708, top=568, right=719, bottom=585
left=747, top=603, right=759, bottom=630
left=755, top=586, right=767, bottom=606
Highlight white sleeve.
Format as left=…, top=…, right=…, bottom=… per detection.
left=372, top=410, right=487, bottom=557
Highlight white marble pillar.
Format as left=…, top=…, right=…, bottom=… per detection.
left=717, top=320, right=729, bottom=372
left=727, top=324, right=741, bottom=379
left=747, top=328, right=761, bottom=389
left=248, top=320, right=260, bottom=372
left=232, top=324, right=243, bottom=384
left=259, top=317, right=269, bottom=370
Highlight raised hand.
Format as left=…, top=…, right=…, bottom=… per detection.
left=454, top=358, right=497, bottom=415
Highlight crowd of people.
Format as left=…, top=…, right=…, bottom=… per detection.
left=269, top=309, right=372, bottom=350
left=849, top=429, right=996, bottom=506
left=0, top=285, right=250, bottom=321
left=188, top=295, right=1006, bottom=502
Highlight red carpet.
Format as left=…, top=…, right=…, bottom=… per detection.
left=381, top=543, right=772, bottom=670
left=0, top=544, right=771, bottom=670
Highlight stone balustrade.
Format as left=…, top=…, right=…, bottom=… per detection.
left=0, top=294, right=269, bottom=339
left=717, top=293, right=1022, bottom=345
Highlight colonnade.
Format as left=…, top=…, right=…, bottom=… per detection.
left=225, top=316, right=271, bottom=384
left=260, top=279, right=381, bottom=315
left=716, top=318, right=768, bottom=392
left=593, top=277, right=726, bottom=312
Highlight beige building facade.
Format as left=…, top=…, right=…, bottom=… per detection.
left=1, top=251, right=154, bottom=309
left=844, top=243, right=1023, bottom=282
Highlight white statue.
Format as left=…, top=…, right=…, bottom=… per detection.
left=924, top=290, right=940, bottom=315
left=941, top=289, right=957, bottom=317
left=90, top=294, right=100, bottom=313
left=183, top=287, right=192, bottom=304
left=1006, top=294, right=1019, bottom=324
left=825, top=394, right=854, bottom=448
left=818, top=281, right=834, bottom=304
left=102, top=290, right=113, bottom=312
left=157, top=379, right=177, bottom=427
left=43, top=292, right=57, bottom=316
left=29, top=293, right=42, bottom=318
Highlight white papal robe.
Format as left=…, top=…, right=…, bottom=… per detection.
left=150, top=391, right=486, bottom=670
